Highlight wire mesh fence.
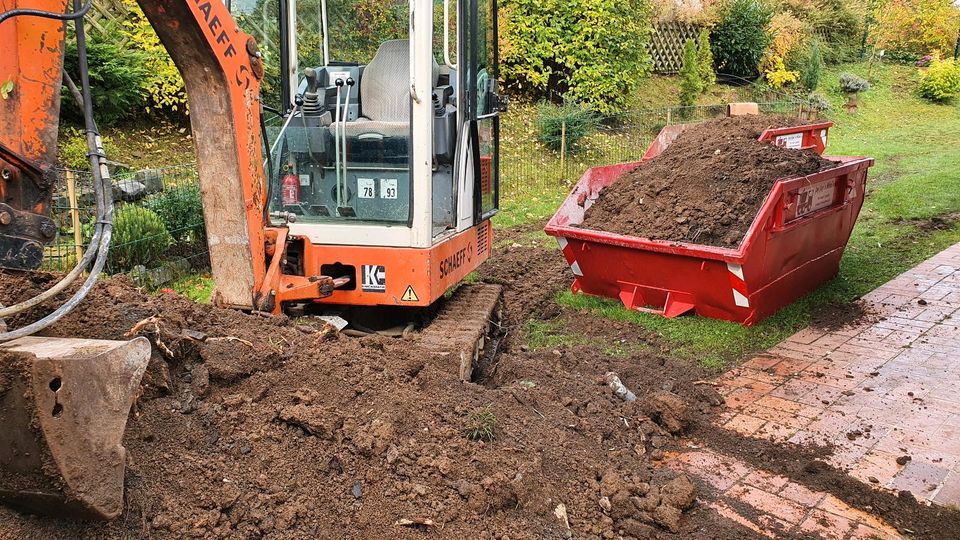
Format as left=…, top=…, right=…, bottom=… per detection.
left=44, top=164, right=208, bottom=282
left=501, top=100, right=810, bottom=200
left=42, top=100, right=813, bottom=283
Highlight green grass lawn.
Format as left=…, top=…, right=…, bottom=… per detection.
left=502, top=62, right=960, bottom=369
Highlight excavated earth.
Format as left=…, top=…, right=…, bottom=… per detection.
left=1, top=228, right=958, bottom=539
left=579, top=115, right=836, bottom=248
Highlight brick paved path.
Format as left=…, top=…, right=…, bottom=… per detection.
left=668, top=243, right=960, bottom=537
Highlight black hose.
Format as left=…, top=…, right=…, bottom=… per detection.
left=260, top=103, right=274, bottom=221
left=0, top=0, right=91, bottom=25
left=0, top=0, right=111, bottom=341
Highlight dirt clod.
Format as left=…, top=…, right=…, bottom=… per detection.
left=659, top=475, right=697, bottom=511
left=643, top=391, right=690, bottom=434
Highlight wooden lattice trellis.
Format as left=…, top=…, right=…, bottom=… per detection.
left=83, top=0, right=131, bottom=42
left=648, top=21, right=702, bottom=74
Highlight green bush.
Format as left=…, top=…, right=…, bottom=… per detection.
left=120, top=0, right=188, bottom=116
left=697, top=29, right=717, bottom=89
left=918, top=57, right=960, bottom=103
left=62, top=24, right=152, bottom=126
left=780, top=0, right=864, bottom=64
left=710, top=0, right=773, bottom=79
left=801, top=40, right=823, bottom=91
left=839, top=73, right=870, bottom=93
left=59, top=128, right=119, bottom=170
left=108, top=205, right=172, bottom=272
left=535, top=101, right=599, bottom=154
left=500, top=0, right=654, bottom=114
left=143, top=184, right=206, bottom=242
left=679, top=39, right=703, bottom=107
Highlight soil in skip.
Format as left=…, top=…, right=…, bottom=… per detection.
left=0, top=232, right=957, bottom=539
left=579, top=115, right=836, bottom=248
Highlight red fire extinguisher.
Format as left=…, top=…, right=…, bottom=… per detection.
left=281, top=164, right=299, bottom=205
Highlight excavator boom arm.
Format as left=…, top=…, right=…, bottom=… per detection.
left=0, top=0, right=270, bottom=309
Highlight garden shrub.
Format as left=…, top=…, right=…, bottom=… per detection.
left=761, top=11, right=805, bottom=88
left=806, top=92, right=831, bottom=112
left=801, top=40, right=823, bottom=91
left=679, top=39, right=703, bottom=107
left=108, top=205, right=173, bottom=272
left=60, top=128, right=119, bottom=170
left=710, top=0, right=773, bottom=79
left=697, top=29, right=717, bottom=89
left=62, top=24, right=152, bottom=125
left=777, top=0, right=864, bottom=63
left=918, top=57, right=960, bottom=103
left=120, top=0, right=188, bottom=116
left=871, top=0, right=960, bottom=62
left=144, top=184, right=206, bottom=242
left=500, top=0, right=654, bottom=114
left=839, top=73, right=870, bottom=93
left=535, top=101, right=599, bottom=154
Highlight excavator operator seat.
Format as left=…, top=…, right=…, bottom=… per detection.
left=341, top=39, right=439, bottom=139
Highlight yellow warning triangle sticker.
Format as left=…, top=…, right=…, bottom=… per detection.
left=401, top=285, right=419, bottom=302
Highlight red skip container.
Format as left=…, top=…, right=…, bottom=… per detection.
left=544, top=122, right=874, bottom=326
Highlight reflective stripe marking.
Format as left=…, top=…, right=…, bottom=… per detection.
left=570, top=260, right=583, bottom=277
left=727, top=262, right=745, bottom=281
left=727, top=263, right=749, bottom=308
left=732, top=289, right=750, bottom=308
left=557, top=237, right=568, bottom=250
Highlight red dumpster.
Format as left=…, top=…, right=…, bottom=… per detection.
left=544, top=123, right=874, bottom=326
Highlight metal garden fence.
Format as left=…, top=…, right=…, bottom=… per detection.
left=501, top=100, right=812, bottom=200
left=44, top=164, right=208, bottom=281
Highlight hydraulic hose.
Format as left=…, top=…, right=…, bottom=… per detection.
left=0, top=0, right=91, bottom=25
left=0, top=71, right=105, bottom=319
left=0, top=0, right=112, bottom=341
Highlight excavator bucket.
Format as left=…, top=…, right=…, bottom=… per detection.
left=0, top=336, right=151, bottom=520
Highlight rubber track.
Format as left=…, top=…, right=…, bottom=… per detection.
left=417, top=284, right=503, bottom=381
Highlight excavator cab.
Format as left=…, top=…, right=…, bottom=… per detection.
left=236, top=0, right=504, bottom=309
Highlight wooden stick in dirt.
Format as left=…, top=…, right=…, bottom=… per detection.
left=65, top=170, right=83, bottom=264
left=559, top=121, right=567, bottom=179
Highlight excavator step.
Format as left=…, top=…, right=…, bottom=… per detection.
left=418, top=283, right=503, bottom=381
left=0, top=336, right=151, bottom=520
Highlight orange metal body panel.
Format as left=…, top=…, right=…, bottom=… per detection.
left=0, top=0, right=69, bottom=166
left=133, top=0, right=271, bottom=309
left=277, top=220, right=493, bottom=308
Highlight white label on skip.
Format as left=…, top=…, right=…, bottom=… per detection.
left=796, top=179, right=837, bottom=218
left=775, top=132, right=804, bottom=150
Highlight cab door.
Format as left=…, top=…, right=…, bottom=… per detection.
left=456, top=0, right=500, bottom=227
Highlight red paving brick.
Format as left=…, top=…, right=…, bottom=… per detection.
left=714, top=243, right=960, bottom=507
left=662, top=247, right=960, bottom=535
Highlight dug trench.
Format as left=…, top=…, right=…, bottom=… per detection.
left=0, top=232, right=958, bottom=539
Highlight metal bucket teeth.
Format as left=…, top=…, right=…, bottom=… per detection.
left=0, top=336, right=151, bottom=520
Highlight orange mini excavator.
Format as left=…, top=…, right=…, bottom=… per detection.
left=0, top=0, right=503, bottom=519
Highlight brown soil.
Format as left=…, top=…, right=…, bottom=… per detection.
left=579, top=115, right=836, bottom=248
left=1, top=235, right=958, bottom=539
left=0, top=260, right=760, bottom=540
left=809, top=300, right=880, bottom=332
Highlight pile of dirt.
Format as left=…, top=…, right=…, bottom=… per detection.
left=2, top=235, right=958, bottom=539
left=0, top=263, right=754, bottom=540
left=579, top=115, right=836, bottom=248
